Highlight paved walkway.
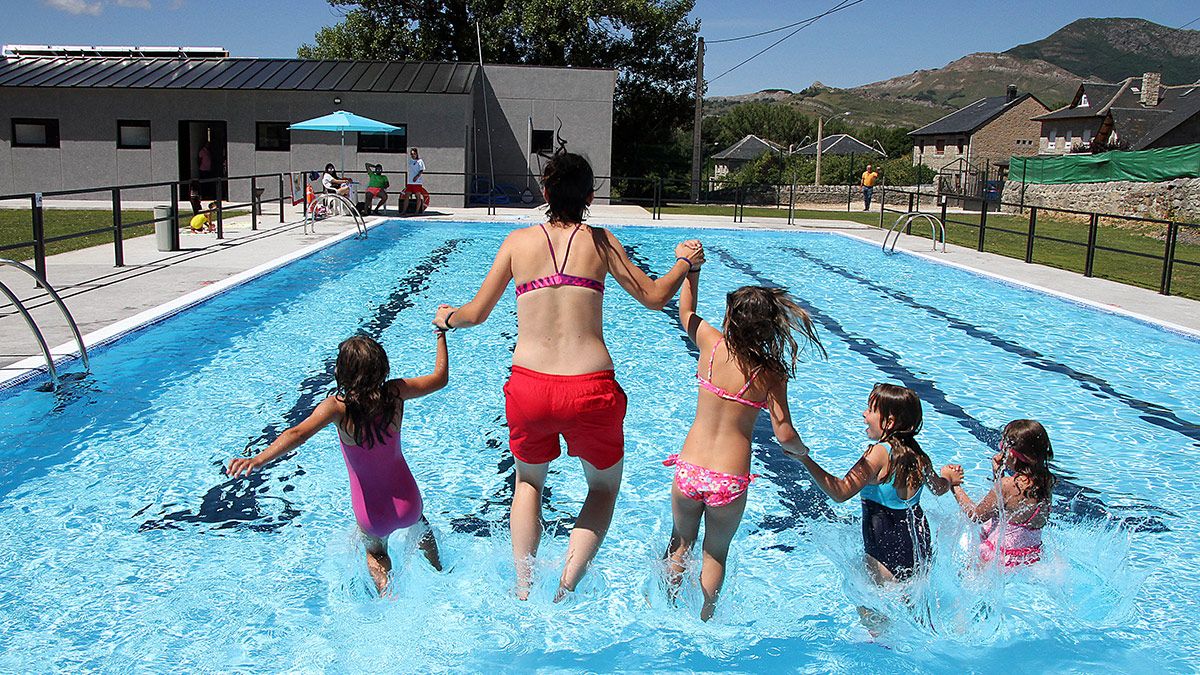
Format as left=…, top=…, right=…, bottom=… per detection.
left=3, top=204, right=1197, bottom=384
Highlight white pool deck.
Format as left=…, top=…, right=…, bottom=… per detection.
left=2, top=203, right=1198, bottom=386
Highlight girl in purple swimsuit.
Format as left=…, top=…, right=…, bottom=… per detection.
left=665, top=272, right=826, bottom=621
left=227, top=333, right=447, bottom=595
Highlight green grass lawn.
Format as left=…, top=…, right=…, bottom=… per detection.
left=0, top=208, right=247, bottom=262
left=659, top=203, right=1200, bottom=300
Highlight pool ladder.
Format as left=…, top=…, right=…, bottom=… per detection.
left=0, top=258, right=90, bottom=389
left=882, top=212, right=946, bottom=254
left=303, top=193, right=368, bottom=238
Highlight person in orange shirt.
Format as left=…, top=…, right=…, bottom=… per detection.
left=861, top=165, right=880, bottom=211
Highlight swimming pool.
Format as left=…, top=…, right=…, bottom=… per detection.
left=1, top=219, right=1197, bottom=672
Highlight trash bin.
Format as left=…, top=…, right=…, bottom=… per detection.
left=153, top=205, right=174, bottom=252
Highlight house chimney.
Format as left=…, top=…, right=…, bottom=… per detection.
left=1141, top=72, right=1161, bottom=107
left=1006, top=85, right=1018, bottom=103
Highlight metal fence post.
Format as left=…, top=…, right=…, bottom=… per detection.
left=977, top=200, right=988, bottom=251
left=251, top=176, right=259, bottom=231
left=1160, top=221, right=1179, bottom=295
left=939, top=200, right=948, bottom=239
left=1025, top=207, right=1037, bottom=263
left=169, top=183, right=180, bottom=251
left=302, top=173, right=309, bottom=219
left=31, top=193, right=47, bottom=286
left=1084, top=213, right=1099, bottom=277
left=278, top=173, right=286, bottom=223
left=216, top=199, right=225, bottom=239
left=846, top=184, right=852, bottom=212
left=112, top=188, right=124, bottom=267
left=878, top=185, right=885, bottom=228
left=788, top=179, right=796, bottom=225
left=654, top=178, right=663, bottom=220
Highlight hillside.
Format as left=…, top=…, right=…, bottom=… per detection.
left=1006, top=17, right=1200, bottom=85
left=708, top=17, right=1200, bottom=130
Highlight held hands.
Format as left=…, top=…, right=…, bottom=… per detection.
left=675, top=239, right=705, bottom=271
left=782, top=438, right=811, bottom=460
left=226, top=456, right=262, bottom=478
left=433, top=304, right=457, bottom=331
left=940, top=464, right=964, bottom=486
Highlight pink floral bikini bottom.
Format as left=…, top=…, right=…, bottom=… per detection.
left=664, top=454, right=757, bottom=508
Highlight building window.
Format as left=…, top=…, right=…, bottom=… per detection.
left=957, top=138, right=965, bottom=154
left=1048, top=129, right=1057, bottom=148
left=531, top=129, right=555, bottom=155
left=934, top=139, right=945, bottom=155
left=256, top=122, right=290, bottom=152
left=12, top=118, right=60, bottom=148
left=918, top=140, right=925, bottom=153
left=117, top=120, right=151, bottom=149
left=357, top=123, right=407, bottom=153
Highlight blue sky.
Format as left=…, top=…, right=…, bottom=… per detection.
left=3, top=0, right=1197, bottom=96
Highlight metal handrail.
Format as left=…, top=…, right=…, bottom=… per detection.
left=303, top=193, right=367, bottom=238
left=883, top=212, right=945, bottom=253
left=0, top=258, right=91, bottom=388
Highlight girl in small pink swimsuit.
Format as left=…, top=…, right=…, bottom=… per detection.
left=664, top=267, right=826, bottom=621
left=227, top=332, right=448, bottom=594
left=943, top=420, right=1055, bottom=570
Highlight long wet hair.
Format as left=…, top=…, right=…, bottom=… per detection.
left=722, top=286, right=827, bottom=379
left=334, top=335, right=399, bottom=447
left=870, top=383, right=930, bottom=493
left=541, top=151, right=593, bottom=225
left=1002, top=419, right=1055, bottom=502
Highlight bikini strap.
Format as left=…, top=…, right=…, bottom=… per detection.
left=538, top=223, right=560, bottom=272
left=707, top=338, right=722, bottom=380
left=1015, top=501, right=1043, bottom=526
left=734, top=367, right=762, bottom=397
left=557, top=225, right=583, bottom=274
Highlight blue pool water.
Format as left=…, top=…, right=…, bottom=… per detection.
left=1, top=220, right=1198, bottom=672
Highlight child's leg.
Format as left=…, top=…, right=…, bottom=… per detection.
left=362, top=530, right=391, bottom=595
left=664, top=481, right=703, bottom=600
left=416, top=515, right=442, bottom=571
left=511, top=458, right=550, bottom=600
left=556, top=458, right=623, bottom=601
left=697, top=493, right=748, bottom=621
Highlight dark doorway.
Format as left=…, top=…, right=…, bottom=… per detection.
left=179, top=121, right=228, bottom=202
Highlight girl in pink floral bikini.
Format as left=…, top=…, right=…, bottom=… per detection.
left=664, top=263, right=826, bottom=621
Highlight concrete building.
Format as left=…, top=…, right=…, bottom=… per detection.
left=908, top=86, right=1048, bottom=194
left=0, top=53, right=616, bottom=204
left=1033, top=72, right=1200, bottom=154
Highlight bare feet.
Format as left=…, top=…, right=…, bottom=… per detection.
left=417, top=520, right=443, bottom=571
left=366, top=550, right=392, bottom=596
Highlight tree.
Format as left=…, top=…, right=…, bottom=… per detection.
left=298, top=1, right=699, bottom=181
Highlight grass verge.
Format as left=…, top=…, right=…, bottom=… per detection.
left=0, top=209, right=248, bottom=262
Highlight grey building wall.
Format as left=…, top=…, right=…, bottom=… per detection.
left=473, top=64, right=616, bottom=202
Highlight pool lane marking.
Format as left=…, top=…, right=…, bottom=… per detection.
left=780, top=245, right=1200, bottom=445
left=140, top=237, right=470, bottom=533
left=708, top=245, right=1168, bottom=532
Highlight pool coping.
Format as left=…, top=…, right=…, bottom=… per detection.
left=3, top=214, right=1196, bottom=391
left=0, top=216, right=388, bottom=391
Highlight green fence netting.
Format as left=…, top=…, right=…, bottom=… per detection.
left=1010, top=143, right=1200, bottom=184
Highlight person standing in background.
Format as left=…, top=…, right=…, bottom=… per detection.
left=404, top=147, right=430, bottom=214
left=860, top=165, right=880, bottom=211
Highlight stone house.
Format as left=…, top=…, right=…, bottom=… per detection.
left=711, top=134, right=784, bottom=180
left=908, top=86, right=1049, bottom=190
left=1032, top=72, right=1200, bottom=154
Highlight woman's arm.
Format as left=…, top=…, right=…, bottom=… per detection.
left=678, top=269, right=721, bottom=346
left=393, top=330, right=449, bottom=399
left=798, top=444, right=885, bottom=503
left=434, top=233, right=515, bottom=329
left=599, top=229, right=703, bottom=311
left=950, top=475, right=1001, bottom=522
left=766, top=376, right=811, bottom=459
left=226, top=396, right=341, bottom=477
left=922, top=456, right=952, bottom=496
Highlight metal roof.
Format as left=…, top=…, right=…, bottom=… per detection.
left=0, top=57, right=478, bottom=94
left=795, top=133, right=885, bottom=156
left=909, top=93, right=1044, bottom=137
left=1134, top=89, right=1200, bottom=150
left=712, top=135, right=784, bottom=162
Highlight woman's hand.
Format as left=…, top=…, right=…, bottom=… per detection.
left=782, top=437, right=810, bottom=459
left=991, top=451, right=1004, bottom=478
left=940, top=464, right=964, bottom=486
left=226, top=456, right=262, bottom=478
left=433, top=304, right=458, bottom=331
left=676, top=240, right=705, bottom=270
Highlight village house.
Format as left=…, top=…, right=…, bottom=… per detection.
left=710, top=134, right=784, bottom=180
left=1033, top=72, right=1200, bottom=154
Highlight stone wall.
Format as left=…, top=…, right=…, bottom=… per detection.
left=1001, top=177, right=1200, bottom=223
left=971, top=96, right=1047, bottom=165
left=755, top=184, right=936, bottom=208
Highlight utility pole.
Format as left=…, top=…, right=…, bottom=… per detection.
left=815, top=116, right=824, bottom=186
left=690, top=37, right=704, bottom=203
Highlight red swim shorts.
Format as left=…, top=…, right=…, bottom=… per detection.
left=504, top=366, right=627, bottom=470
left=366, top=187, right=384, bottom=197
left=405, top=184, right=430, bottom=205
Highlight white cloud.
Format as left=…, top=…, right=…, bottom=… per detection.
left=115, top=0, right=152, bottom=8
left=43, top=0, right=103, bottom=14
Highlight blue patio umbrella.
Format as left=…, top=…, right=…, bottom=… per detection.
left=289, top=111, right=400, bottom=173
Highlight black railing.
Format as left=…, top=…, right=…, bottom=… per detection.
left=878, top=186, right=1199, bottom=297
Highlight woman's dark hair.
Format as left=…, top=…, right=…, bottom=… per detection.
left=722, top=286, right=826, bottom=379
left=541, top=152, right=593, bottom=224
left=324, top=163, right=337, bottom=176
left=1002, top=419, right=1055, bottom=502
left=334, top=335, right=399, bottom=447
left=870, top=383, right=930, bottom=493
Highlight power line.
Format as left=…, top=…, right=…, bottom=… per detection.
left=707, top=0, right=859, bottom=44
left=707, top=0, right=864, bottom=83
left=1179, top=15, right=1200, bottom=30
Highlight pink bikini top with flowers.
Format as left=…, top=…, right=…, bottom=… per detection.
left=513, top=224, right=606, bottom=297
left=697, top=338, right=769, bottom=410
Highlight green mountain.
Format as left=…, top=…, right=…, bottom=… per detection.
left=1006, top=17, right=1200, bottom=85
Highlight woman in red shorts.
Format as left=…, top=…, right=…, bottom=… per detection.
left=434, top=152, right=703, bottom=600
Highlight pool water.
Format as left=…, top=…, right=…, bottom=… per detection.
left=1, top=220, right=1197, bottom=672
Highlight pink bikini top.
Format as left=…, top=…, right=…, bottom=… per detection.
left=697, top=338, right=769, bottom=410
left=514, top=224, right=605, bottom=297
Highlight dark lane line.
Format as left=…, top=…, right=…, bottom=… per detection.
left=710, top=245, right=1168, bottom=532
left=783, top=245, right=1200, bottom=445
left=139, top=238, right=468, bottom=533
